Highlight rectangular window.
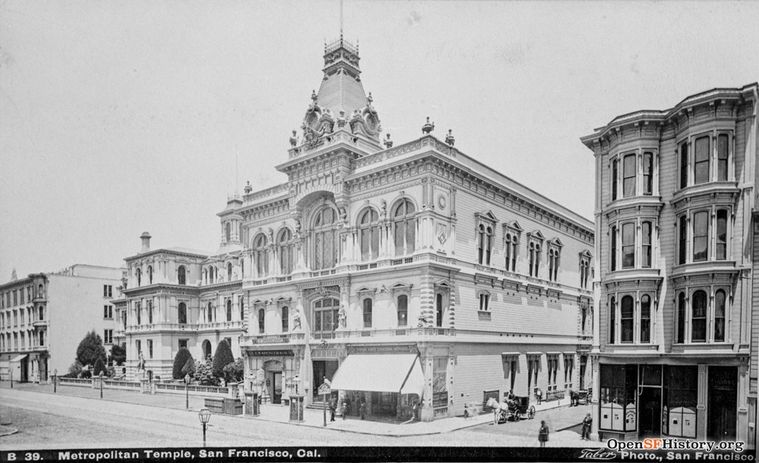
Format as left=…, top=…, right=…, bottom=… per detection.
left=612, top=159, right=618, bottom=201
left=103, top=329, right=113, bottom=344
left=39, top=331, right=44, bottom=346
left=694, top=136, right=710, bottom=184
left=103, top=305, right=112, bottom=319
left=136, top=340, right=141, bottom=357
left=692, top=211, right=709, bottom=262
left=179, top=339, right=188, bottom=349
left=717, top=134, right=729, bottom=181
left=397, top=295, right=408, bottom=327
left=610, top=226, right=617, bottom=271
left=362, top=298, right=372, bottom=328
left=641, top=221, right=652, bottom=268
left=678, top=216, right=687, bottom=265
left=622, top=223, right=635, bottom=269
left=640, top=296, right=651, bottom=343
left=479, top=293, right=490, bottom=311
left=609, top=298, right=615, bottom=344
left=716, top=210, right=727, bottom=260
left=620, top=296, right=634, bottom=343
left=623, top=154, right=636, bottom=197
left=103, top=285, right=108, bottom=297
left=680, top=142, right=688, bottom=188
left=19, top=290, right=24, bottom=305
left=642, top=152, right=653, bottom=195
left=148, top=339, right=153, bottom=358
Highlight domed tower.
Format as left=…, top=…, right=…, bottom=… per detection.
left=294, top=35, right=382, bottom=153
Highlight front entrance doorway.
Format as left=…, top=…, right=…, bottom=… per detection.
left=639, top=387, right=661, bottom=438
left=269, top=371, right=282, bottom=404
left=708, top=366, right=737, bottom=441
left=312, top=360, right=338, bottom=398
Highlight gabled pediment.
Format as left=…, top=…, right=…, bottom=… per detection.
left=475, top=210, right=498, bottom=223
left=549, top=237, right=563, bottom=248
left=527, top=230, right=544, bottom=241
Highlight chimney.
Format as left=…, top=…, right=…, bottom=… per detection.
left=140, top=232, right=151, bottom=252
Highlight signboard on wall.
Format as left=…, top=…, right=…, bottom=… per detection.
left=248, top=350, right=294, bottom=357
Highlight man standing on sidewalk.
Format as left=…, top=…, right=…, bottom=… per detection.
left=329, top=397, right=336, bottom=422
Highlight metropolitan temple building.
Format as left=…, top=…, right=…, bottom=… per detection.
left=114, top=36, right=595, bottom=421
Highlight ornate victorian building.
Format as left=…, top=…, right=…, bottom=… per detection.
left=118, top=36, right=594, bottom=420
left=582, top=83, right=758, bottom=446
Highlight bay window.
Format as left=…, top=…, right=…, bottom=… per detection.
left=641, top=221, right=652, bottom=268
left=622, top=223, right=635, bottom=268
left=620, top=295, right=634, bottom=343
left=694, top=136, right=710, bottom=184
left=642, top=152, right=653, bottom=195
left=691, top=290, right=707, bottom=342
left=717, top=134, right=729, bottom=181
left=640, top=295, right=651, bottom=343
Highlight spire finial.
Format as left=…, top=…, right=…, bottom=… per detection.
left=340, top=0, right=344, bottom=37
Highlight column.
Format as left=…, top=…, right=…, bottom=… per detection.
left=418, top=275, right=434, bottom=327
left=590, top=355, right=601, bottom=440
left=447, top=284, right=456, bottom=329
left=696, top=364, right=708, bottom=440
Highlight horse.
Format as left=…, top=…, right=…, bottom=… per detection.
left=486, top=397, right=510, bottom=425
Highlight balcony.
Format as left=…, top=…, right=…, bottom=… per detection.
left=32, top=319, right=48, bottom=328
left=671, top=260, right=739, bottom=278
left=242, top=332, right=306, bottom=345
left=126, top=320, right=244, bottom=333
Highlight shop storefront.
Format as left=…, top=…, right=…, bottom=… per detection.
left=599, top=363, right=738, bottom=442
left=246, top=349, right=296, bottom=404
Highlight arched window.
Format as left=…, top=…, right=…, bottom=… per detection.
left=207, top=302, right=213, bottom=323
left=477, top=224, right=493, bottom=265
left=225, top=222, right=231, bottom=243
left=359, top=208, right=380, bottom=261
left=312, top=208, right=338, bottom=270
left=714, top=289, right=726, bottom=342
left=505, top=233, right=518, bottom=272
left=278, top=228, right=294, bottom=275
left=178, top=302, right=187, bottom=325
left=397, top=295, right=408, bottom=327
left=226, top=263, right=232, bottom=281
left=177, top=266, right=186, bottom=285
left=253, top=234, right=269, bottom=277
left=136, top=268, right=142, bottom=286
left=258, top=308, right=265, bottom=334
left=620, top=296, right=633, bottom=343
left=281, top=306, right=289, bottom=332
left=528, top=242, right=541, bottom=277
left=202, top=340, right=211, bottom=359
left=393, top=199, right=416, bottom=256
left=147, top=265, right=153, bottom=285
left=691, top=290, right=707, bottom=342
left=313, top=297, right=339, bottom=334
left=208, top=267, right=215, bottom=284
left=436, top=293, right=444, bottom=327
left=548, top=248, right=559, bottom=282
left=677, top=292, right=686, bottom=343
left=362, top=298, right=373, bottom=328
left=226, top=299, right=232, bottom=322
left=640, top=295, right=651, bottom=343
left=609, top=297, right=616, bottom=344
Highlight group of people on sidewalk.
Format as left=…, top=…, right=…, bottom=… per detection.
left=328, top=396, right=367, bottom=422
left=537, top=412, right=592, bottom=447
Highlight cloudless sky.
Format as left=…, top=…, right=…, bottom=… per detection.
left=1, top=0, right=758, bottom=279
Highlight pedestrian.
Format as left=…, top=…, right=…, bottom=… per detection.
left=412, top=399, right=419, bottom=421
left=581, top=413, right=592, bottom=440
left=535, top=387, right=543, bottom=405
left=341, top=400, right=348, bottom=420
left=538, top=420, right=549, bottom=448
left=329, top=397, right=336, bottom=422
left=359, top=398, right=367, bottom=420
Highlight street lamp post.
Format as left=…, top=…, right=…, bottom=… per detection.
left=53, top=369, right=57, bottom=393
left=99, top=372, right=104, bottom=399
left=198, top=408, right=211, bottom=447
left=184, top=374, right=190, bottom=410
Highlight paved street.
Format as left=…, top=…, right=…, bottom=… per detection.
left=0, top=383, right=601, bottom=449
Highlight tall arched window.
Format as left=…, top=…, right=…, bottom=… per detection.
left=691, top=290, right=707, bottom=342
left=640, top=295, right=651, bottom=343
left=253, top=234, right=269, bottom=277
left=620, top=295, right=633, bottom=343
left=528, top=242, right=541, bottom=277
left=313, top=297, right=339, bottom=334
left=147, top=265, right=153, bottom=285
left=714, top=289, right=726, bottom=342
left=677, top=292, right=686, bottom=343
left=227, top=263, right=233, bottom=281
left=505, top=233, right=518, bottom=272
left=477, top=224, right=493, bottom=265
left=278, top=228, right=294, bottom=275
left=281, top=306, right=289, bottom=332
left=177, top=266, right=186, bottom=285
left=312, top=208, right=338, bottom=270
left=178, top=302, right=187, bottom=325
left=609, top=297, right=616, bottom=344
left=359, top=208, right=380, bottom=261
left=207, top=302, right=213, bottom=323
left=393, top=199, right=416, bottom=256
left=258, top=308, right=265, bottom=334
left=225, top=222, right=231, bottom=243
left=362, top=298, right=373, bottom=328
left=436, top=293, right=444, bottom=327
left=147, top=300, right=153, bottom=324
left=226, top=299, right=232, bottom=322
left=136, top=268, right=142, bottom=286
left=208, top=267, right=215, bottom=284
left=397, top=295, right=408, bottom=327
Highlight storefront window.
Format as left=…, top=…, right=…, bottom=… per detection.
left=600, top=364, right=637, bottom=432
left=664, top=366, right=697, bottom=438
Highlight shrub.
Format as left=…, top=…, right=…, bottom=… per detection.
left=64, top=360, right=83, bottom=378
left=110, top=344, right=126, bottom=366
left=222, top=357, right=244, bottom=382
left=76, top=330, right=107, bottom=368
left=181, top=357, right=195, bottom=377
left=212, top=340, right=234, bottom=379
left=193, top=358, right=216, bottom=385
left=172, top=348, right=194, bottom=380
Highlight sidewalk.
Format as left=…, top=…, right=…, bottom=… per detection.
left=0, top=381, right=582, bottom=438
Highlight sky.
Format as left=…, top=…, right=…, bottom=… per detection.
left=1, top=0, right=758, bottom=279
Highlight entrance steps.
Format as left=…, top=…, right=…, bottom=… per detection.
left=306, top=400, right=330, bottom=410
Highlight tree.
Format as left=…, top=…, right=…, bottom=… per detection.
left=110, top=344, right=126, bottom=366
left=93, top=357, right=106, bottom=376
left=193, top=358, right=215, bottom=385
left=76, top=330, right=107, bottom=367
left=172, top=348, right=194, bottom=380
left=212, top=340, right=234, bottom=379
left=182, top=357, right=195, bottom=377
left=222, top=357, right=244, bottom=382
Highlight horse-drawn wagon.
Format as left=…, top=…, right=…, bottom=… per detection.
left=486, top=396, right=536, bottom=424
